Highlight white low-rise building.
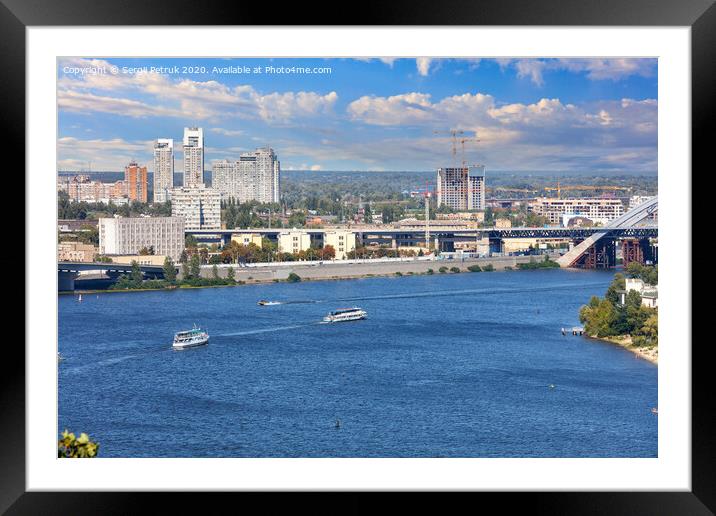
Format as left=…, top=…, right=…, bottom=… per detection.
left=619, top=277, right=658, bottom=308
left=99, top=216, right=185, bottom=261
left=278, top=229, right=311, bottom=255
left=323, top=229, right=356, bottom=259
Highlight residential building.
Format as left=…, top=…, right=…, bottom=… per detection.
left=98, top=216, right=185, bottom=261
left=183, top=127, right=204, bottom=187
left=108, top=255, right=169, bottom=266
left=436, top=165, right=485, bottom=211
left=323, top=229, right=356, bottom=260
left=171, top=185, right=221, bottom=231
left=125, top=161, right=148, bottom=203
left=629, top=195, right=658, bottom=221
left=57, top=242, right=97, bottom=263
left=436, top=212, right=486, bottom=223
left=231, top=233, right=263, bottom=248
left=58, top=175, right=128, bottom=204
left=529, top=197, right=625, bottom=225
left=211, top=160, right=243, bottom=201
left=213, top=147, right=281, bottom=203
left=248, top=147, right=280, bottom=204
left=618, top=278, right=659, bottom=308
left=278, top=229, right=311, bottom=255
left=153, top=139, right=174, bottom=203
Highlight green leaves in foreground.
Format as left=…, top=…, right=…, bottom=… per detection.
left=58, top=429, right=99, bottom=458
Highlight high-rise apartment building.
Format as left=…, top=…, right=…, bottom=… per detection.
left=153, top=139, right=174, bottom=203
left=125, top=161, right=148, bottom=203
left=211, top=147, right=280, bottom=203
left=171, top=185, right=221, bottom=230
left=436, top=165, right=485, bottom=211
left=98, top=216, right=185, bottom=260
left=183, top=127, right=204, bottom=187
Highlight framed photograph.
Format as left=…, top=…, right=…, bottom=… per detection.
left=9, top=0, right=712, bottom=512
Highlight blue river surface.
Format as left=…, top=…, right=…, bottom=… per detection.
left=58, top=268, right=657, bottom=458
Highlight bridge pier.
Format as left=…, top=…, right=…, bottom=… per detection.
left=581, top=238, right=616, bottom=269
left=58, top=271, right=78, bottom=292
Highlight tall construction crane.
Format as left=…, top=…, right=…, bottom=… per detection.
left=433, top=129, right=465, bottom=169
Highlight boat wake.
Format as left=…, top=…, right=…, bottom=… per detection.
left=329, top=282, right=607, bottom=304
left=218, top=322, right=322, bottom=337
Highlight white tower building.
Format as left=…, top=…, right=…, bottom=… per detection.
left=183, top=127, right=204, bottom=187
left=153, top=138, right=174, bottom=203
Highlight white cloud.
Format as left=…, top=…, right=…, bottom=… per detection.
left=210, top=128, right=245, bottom=136
left=57, top=137, right=155, bottom=171
left=416, top=58, right=433, bottom=76
left=497, top=58, right=656, bottom=85
left=58, top=58, right=339, bottom=124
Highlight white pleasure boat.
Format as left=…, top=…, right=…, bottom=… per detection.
left=322, top=307, right=367, bottom=323
left=173, top=324, right=209, bottom=350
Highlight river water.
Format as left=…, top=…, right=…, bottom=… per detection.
left=58, top=268, right=657, bottom=457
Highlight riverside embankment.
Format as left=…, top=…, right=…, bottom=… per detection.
left=191, top=253, right=562, bottom=284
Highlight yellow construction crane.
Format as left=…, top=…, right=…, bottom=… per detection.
left=544, top=184, right=633, bottom=198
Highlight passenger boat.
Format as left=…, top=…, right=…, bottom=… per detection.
left=322, top=307, right=367, bottom=323
left=257, top=300, right=281, bottom=306
left=173, top=324, right=209, bottom=350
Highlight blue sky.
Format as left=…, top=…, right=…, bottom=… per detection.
left=58, top=57, right=657, bottom=173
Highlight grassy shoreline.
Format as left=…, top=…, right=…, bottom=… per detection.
left=62, top=258, right=559, bottom=295
left=585, top=334, right=658, bottom=365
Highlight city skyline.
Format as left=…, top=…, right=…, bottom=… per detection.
left=58, top=57, right=657, bottom=173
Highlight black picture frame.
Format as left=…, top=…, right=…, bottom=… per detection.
left=6, top=0, right=712, bottom=512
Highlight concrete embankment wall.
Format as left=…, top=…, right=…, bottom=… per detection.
left=192, top=254, right=560, bottom=283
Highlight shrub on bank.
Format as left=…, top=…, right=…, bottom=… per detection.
left=287, top=272, right=301, bottom=283
left=450, top=267, right=461, bottom=273
left=58, top=430, right=99, bottom=458
left=395, top=271, right=403, bottom=276
left=467, top=265, right=482, bottom=272
left=482, top=264, right=495, bottom=272
left=426, top=269, right=434, bottom=274
left=517, top=256, right=560, bottom=270
left=439, top=266, right=448, bottom=273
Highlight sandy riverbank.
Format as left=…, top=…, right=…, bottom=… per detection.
left=587, top=334, right=658, bottom=365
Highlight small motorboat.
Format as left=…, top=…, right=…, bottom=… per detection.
left=257, top=300, right=281, bottom=306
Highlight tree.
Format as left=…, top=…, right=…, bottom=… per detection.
left=185, top=235, right=198, bottom=248
left=163, top=256, right=177, bottom=283
left=189, top=254, right=201, bottom=279
left=605, top=273, right=625, bottom=305
left=639, top=313, right=658, bottom=344
left=212, top=264, right=220, bottom=280
left=321, top=245, right=336, bottom=260
left=130, top=260, right=143, bottom=286
left=226, top=266, right=235, bottom=282
left=580, top=298, right=617, bottom=338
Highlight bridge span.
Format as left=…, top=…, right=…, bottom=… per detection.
left=58, top=261, right=169, bottom=292
left=557, top=197, right=658, bottom=268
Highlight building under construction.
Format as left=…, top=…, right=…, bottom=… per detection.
left=436, top=165, right=486, bottom=211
